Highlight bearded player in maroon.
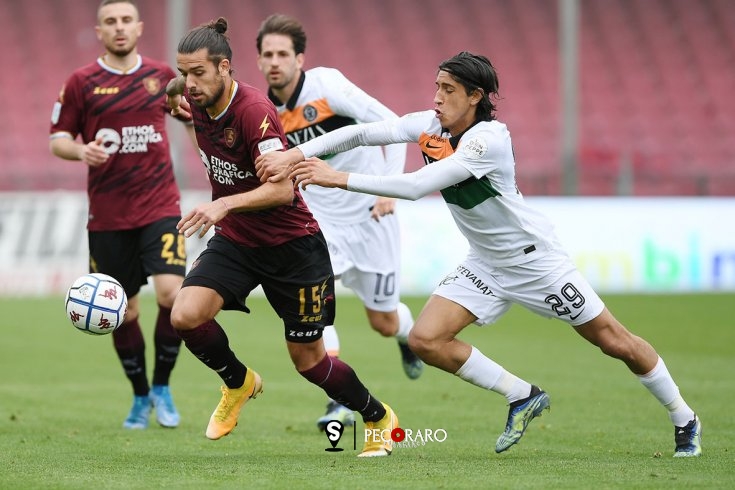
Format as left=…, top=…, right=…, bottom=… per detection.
left=165, top=18, right=399, bottom=457
left=49, top=0, right=196, bottom=430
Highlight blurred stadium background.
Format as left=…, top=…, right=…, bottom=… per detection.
left=2, top=0, right=734, bottom=194
left=0, top=0, right=734, bottom=296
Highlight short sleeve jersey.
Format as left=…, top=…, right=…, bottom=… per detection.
left=49, top=55, right=182, bottom=231
left=191, top=81, right=318, bottom=247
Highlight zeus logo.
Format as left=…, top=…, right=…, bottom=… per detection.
left=324, top=420, right=345, bottom=452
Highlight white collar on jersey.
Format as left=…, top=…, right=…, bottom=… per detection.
left=209, top=80, right=239, bottom=121
left=97, top=54, right=143, bottom=75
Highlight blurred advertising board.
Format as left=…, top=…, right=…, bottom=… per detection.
left=0, top=192, right=733, bottom=296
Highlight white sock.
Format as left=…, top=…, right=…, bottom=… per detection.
left=637, top=356, right=695, bottom=427
left=455, top=346, right=532, bottom=403
left=322, top=325, right=340, bottom=357
left=394, top=302, right=413, bottom=343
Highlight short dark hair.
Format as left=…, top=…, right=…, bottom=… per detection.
left=256, top=14, right=307, bottom=55
left=439, top=51, right=500, bottom=121
left=177, top=17, right=233, bottom=72
left=99, top=0, right=137, bottom=8
left=97, top=0, right=138, bottom=21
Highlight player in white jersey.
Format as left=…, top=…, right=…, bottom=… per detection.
left=255, top=14, right=423, bottom=431
left=255, top=52, right=702, bottom=458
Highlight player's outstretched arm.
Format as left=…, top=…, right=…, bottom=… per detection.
left=255, top=147, right=306, bottom=183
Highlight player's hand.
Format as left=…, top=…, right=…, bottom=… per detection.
left=80, top=137, right=109, bottom=168
left=177, top=198, right=230, bottom=238
left=255, top=150, right=298, bottom=183
left=290, top=157, right=348, bottom=190
left=167, top=94, right=192, bottom=120
left=369, top=197, right=396, bottom=222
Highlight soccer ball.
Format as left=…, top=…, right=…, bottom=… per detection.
left=65, top=273, right=128, bottom=335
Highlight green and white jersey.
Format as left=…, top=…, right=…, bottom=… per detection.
left=298, top=110, right=562, bottom=266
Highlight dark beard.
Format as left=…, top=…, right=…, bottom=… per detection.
left=200, top=78, right=226, bottom=109
left=107, top=46, right=134, bottom=58
left=269, top=78, right=290, bottom=91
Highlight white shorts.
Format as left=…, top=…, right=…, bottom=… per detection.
left=318, top=215, right=402, bottom=312
left=434, top=249, right=605, bottom=327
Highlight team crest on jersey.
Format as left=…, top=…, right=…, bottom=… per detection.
left=303, top=105, right=318, bottom=122
left=224, top=128, right=236, bottom=147
left=142, top=77, right=161, bottom=95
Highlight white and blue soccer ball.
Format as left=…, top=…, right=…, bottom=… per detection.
left=65, top=273, right=128, bottom=335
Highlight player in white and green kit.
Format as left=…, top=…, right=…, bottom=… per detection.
left=255, top=51, right=702, bottom=458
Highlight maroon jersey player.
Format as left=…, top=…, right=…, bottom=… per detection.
left=50, top=55, right=183, bottom=230
left=165, top=17, right=399, bottom=458
left=49, top=0, right=196, bottom=431
left=188, top=80, right=316, bottom=246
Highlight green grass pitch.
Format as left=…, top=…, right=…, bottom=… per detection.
left=1, top=293, right=733, bottom=489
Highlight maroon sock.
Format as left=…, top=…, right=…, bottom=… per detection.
left=299, top=355, right=386, bottom=422
left=177, top=320, right=246, bottom=389
left=152, top=305, right=182, bottom=386
left=112, top=317, right=149, bottom=396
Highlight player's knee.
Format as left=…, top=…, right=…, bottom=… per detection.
left=151, top=273, right=184, bottom=308
left=582, top=313, right=636, bottom=360
left=156, top=290, right=178, bottom=309
left=367, top=310, right=398, bottom=337
left=289, top=340, right=325, bottom=373
left=369, top=319, right=396, bottom=337
left=597, top=330, right=638, bottom=362
left=170, top=304, right=198, bottom=331
left=597, top=339, right=624, bottom=359
left=407, top=329, right=435, bottom=358
left=125, top=304, right=140, bottom=323
left=169, top=306, right=186, bottom=330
